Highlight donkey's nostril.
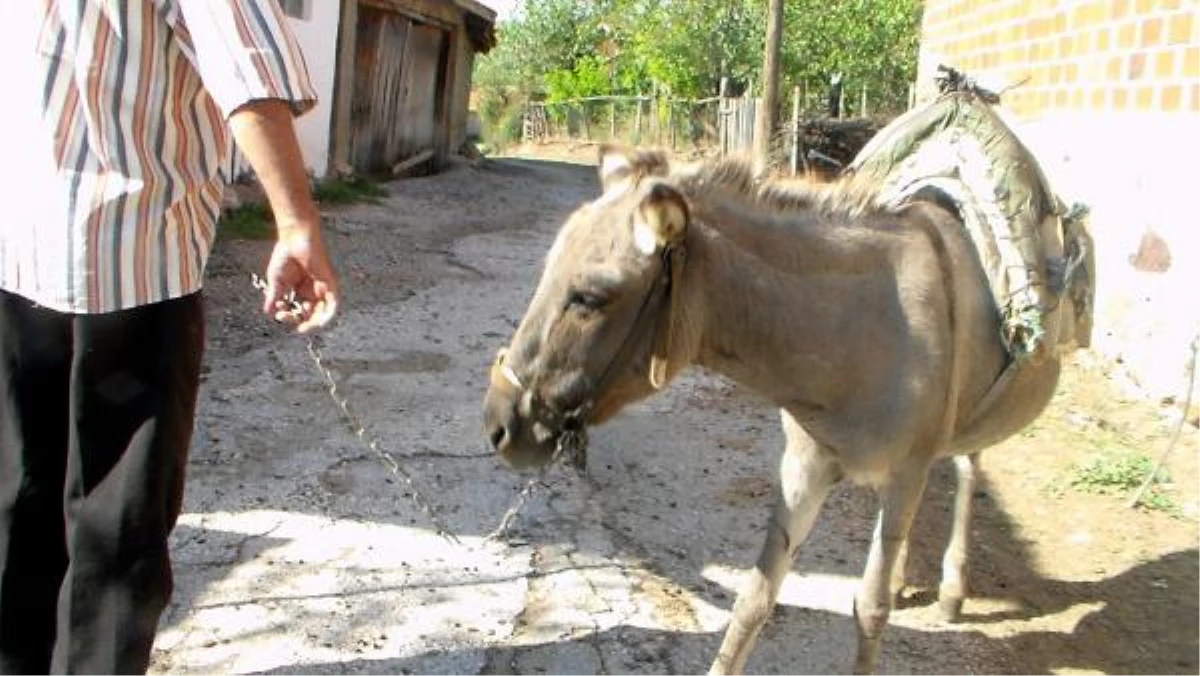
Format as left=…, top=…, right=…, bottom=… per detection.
left=488, top=424, right=508, bottom=450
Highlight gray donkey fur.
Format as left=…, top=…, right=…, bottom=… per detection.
left=483, top=144, right=1093, bottom=673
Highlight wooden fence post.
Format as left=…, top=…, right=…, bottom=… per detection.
left=745, top=79, right=756, bottom=156
left=667, top=99, right=676, bottom=149
left=651, top=83, right=660, bottom=144
left=635, top=94, right=643, bottom=144
left=790, top=85, right=801, bottom=175
left=715, top=77, right=724, bottom=154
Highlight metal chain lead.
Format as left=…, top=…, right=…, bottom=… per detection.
left=249, top=274, right=589, bottom=546
left=251, top=274, right=460, bottom=544
left=305, top=332, right=465, bottom=544
left=486, top=428, right=587, bottom=540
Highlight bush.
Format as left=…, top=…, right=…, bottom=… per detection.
left=478, top=89, right=526, bottom=153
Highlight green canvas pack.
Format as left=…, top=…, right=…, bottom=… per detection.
left=844, top=67, right=1089, bottom=361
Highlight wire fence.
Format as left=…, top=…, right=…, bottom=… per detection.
left=523, top=95, right=726, bottom=153
left=520, top=82, right=905, bottom=175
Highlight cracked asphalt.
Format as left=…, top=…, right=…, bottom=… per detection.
left=147, top=150, right=1199, bottom=675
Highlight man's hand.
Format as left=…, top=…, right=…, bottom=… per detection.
left=228, top=99, right=341, bottom=333
left=262, top=226, right=339, bottom=333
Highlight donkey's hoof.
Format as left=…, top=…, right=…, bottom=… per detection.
left=938, top=596, right=964, bottom=623
left=893, top=585, right=930, bottom=610
left=708, top=655, right=737, bottom=676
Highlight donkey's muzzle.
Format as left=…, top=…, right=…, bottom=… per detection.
left=483, top=350, right=558, bottom=470
left=485, top=348, right=518, bottom=455
left=483, top=389, right=515, bottom=455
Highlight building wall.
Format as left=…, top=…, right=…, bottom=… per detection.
left=447, top=33, right=479, bottom=152
left=321, top=0, right=495, bottom=176
left=285, top=2, right=343, bottom=177
left=229, top=2, right=492, bottom=181
left=917, top=0, right=1200, bottom=400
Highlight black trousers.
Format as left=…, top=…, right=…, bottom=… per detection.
left=0, top=289, right=204, bottom=674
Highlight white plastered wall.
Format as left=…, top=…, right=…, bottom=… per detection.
left=285, top=1, right=342, bottom=178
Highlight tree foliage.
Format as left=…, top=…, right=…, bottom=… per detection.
left=779, top=0, right=923, bottom=113
left=475, top=0, right=922, bottom=116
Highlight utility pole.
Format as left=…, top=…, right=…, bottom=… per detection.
left=754, top=0, right=784, bottom=177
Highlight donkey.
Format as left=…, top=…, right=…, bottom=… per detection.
left=482, top=144, right=1092, bottom=673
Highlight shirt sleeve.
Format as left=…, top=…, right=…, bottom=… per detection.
left=172, top=0, right=317, bottom=118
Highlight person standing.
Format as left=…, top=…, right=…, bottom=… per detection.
left=0, top=1, right=340, bottom=672
left=828, top=72, right=844, bottom=119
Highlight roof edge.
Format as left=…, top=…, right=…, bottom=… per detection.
left=454, top=0, right=496, bottom=22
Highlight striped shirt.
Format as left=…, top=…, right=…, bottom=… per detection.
left=0, top=0, right=316, bottom=314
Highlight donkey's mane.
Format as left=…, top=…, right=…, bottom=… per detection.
left=667, top=155, right=891, bottom=220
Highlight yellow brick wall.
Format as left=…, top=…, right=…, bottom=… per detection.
left=917, top=0, right=1200, bottom=401
left=919, top=0, right=1199, bottom=118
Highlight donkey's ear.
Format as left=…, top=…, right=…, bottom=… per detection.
left=598, top=143, right=634, bottom=189
left=598, top=143, right=669, bottom=192
left=633, top=183, right=689, bottom=254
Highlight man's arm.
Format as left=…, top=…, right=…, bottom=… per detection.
left=171, top=0, right=335, bottom=331
left=228, top=99, right=340, bottom=333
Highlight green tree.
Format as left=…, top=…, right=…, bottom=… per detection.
left=780, top=0, right=923, bottom=114
left=473, top=0, right=923, bottom=137
left=476, top=0, right=623, bottom=93
left=626, top=0, right=764, bottom=98
left=477, top=0, right=765, bottom=100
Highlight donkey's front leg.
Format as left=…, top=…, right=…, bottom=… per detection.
left=710, top=426, right=840, bottom=675
left=853, top=465, right=930, bottom=674
left=938, top=452, right=979, bottom=621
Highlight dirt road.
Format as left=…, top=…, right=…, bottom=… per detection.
left=150, top=148, right=1198, bottom=675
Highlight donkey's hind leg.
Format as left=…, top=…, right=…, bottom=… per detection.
left=938, top=452, right=979, bottom=621
left=853, top=464, right=930, bottom=674
left=890, top=535, right=910, bottom=599
left=709, top=420, right=840, bottom=675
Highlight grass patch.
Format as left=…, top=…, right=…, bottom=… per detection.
left=1060, top=449, right=1181, bottom=516
left=312, top=174, right=388, bottom=205
left=218, top=202, right=274, bottom=240
left=1069, top=450, right=1155, bottom=494
left=218, top=174, right=387, bottom=240
left=1134, top=485, right=1183, bottom=516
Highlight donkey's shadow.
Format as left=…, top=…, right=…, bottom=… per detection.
left=565, top=433, right=1199, bottom=675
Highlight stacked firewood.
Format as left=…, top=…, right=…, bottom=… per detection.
left=789, top=118, right=882, bottom=179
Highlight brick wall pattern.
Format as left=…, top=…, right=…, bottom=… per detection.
left=919, top=0, right=1199, bottom=118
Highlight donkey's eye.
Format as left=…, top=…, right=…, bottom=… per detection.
left=567, top=290, right=609, bottom=311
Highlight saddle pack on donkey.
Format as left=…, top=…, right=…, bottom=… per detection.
left=844, top=65, right=1095, bottom=363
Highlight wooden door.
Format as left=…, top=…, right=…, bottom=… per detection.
left=349, top=5, right=448, bottom=175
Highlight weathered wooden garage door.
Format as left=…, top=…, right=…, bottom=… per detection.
left=350, top=5, right=448, bottom=175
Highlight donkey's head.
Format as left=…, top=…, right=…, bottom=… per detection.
left=483, top=145, right=691, bottom=469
